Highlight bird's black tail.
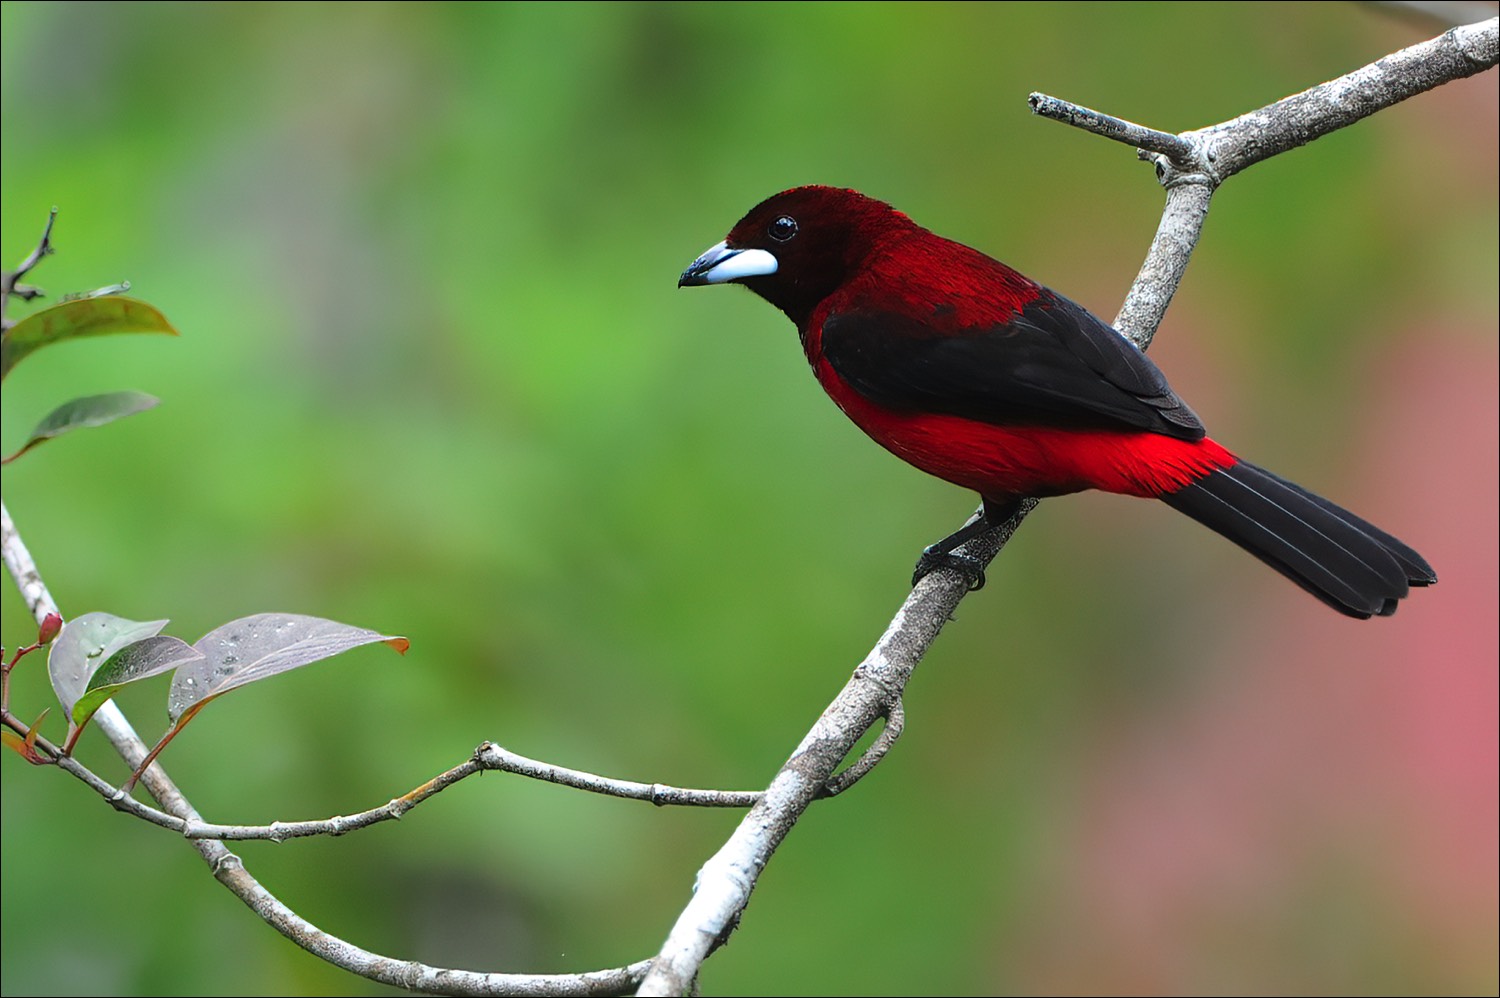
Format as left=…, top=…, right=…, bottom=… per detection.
left=1160, top=460, right=1436, bottom=619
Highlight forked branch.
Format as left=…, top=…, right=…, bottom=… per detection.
left=635, top=17, right=1498, bottom=996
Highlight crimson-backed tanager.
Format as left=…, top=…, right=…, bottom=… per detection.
left=678, top=186, right=1434, bottom=618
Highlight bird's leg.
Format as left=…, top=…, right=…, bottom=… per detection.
left=911, top=498, right=1023, bottom=591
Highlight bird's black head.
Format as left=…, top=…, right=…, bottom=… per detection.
left=679, top=186, right=916, bottom=329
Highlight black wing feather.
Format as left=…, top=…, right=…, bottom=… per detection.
left=822, top=291, right=1204, bottom=440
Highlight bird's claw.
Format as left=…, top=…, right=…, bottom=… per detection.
left=912, top=548, right=986, bottom=591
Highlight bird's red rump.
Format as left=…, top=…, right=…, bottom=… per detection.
left=870, top=411, right=1234, bottom=498
left=817, top=355, right=1234, bottom=497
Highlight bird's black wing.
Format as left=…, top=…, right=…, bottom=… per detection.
left=821, top=290, right=1204, bottom=440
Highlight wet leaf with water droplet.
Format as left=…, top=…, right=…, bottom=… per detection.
left=71, top=636, right=204, bottom=735
left=124, top=614, right=408, bottom=790
left=167, top=613, right=408, bottom=723
left=49, top=613, right=169, bottom=722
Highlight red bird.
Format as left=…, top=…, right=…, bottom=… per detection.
left=679, top=186, right=1435, bottom=618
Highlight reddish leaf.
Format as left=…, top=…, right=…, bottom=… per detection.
left=25, top=709, right=50, bottom=762
left=2, top=296, right=177, bottom=381
left=3, top=709, right=53, bottom=764
left=2, top=728, right=46, bottom=765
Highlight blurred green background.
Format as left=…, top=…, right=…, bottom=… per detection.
left=3, top=4, right=1495, bottom=995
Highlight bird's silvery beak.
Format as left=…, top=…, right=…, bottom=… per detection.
left=678, top=241, right=778, bottom=287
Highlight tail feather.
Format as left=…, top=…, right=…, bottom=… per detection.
left=1161, top=459, right=1433, bottom=619
left=1249, top=463, right=1437, bottom=586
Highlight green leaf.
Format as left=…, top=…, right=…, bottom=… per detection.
left=2, top=391, right=160, bottom=464
left=71, top=635, right=204, bottom=734
left=1, top=296, right=178, bottom=381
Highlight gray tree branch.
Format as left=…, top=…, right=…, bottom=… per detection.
left=3, top=499, right=653, bottom=996
left=635, top=16, right=1498, bottom=996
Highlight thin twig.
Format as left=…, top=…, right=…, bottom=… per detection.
left=1, top=207, right=57, bottom=328
left=1027, top=93, right=1196, bottom=163
left=474, top=742, right=762, bottom=808
left=10, top=736, right=765, bottom=843
left=819, top=697, right=904, bottom=798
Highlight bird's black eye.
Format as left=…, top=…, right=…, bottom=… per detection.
left=768, top=215, right=798, bottom=242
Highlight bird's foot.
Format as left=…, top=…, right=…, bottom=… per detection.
left=912, top=547, right=986, bottom=591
